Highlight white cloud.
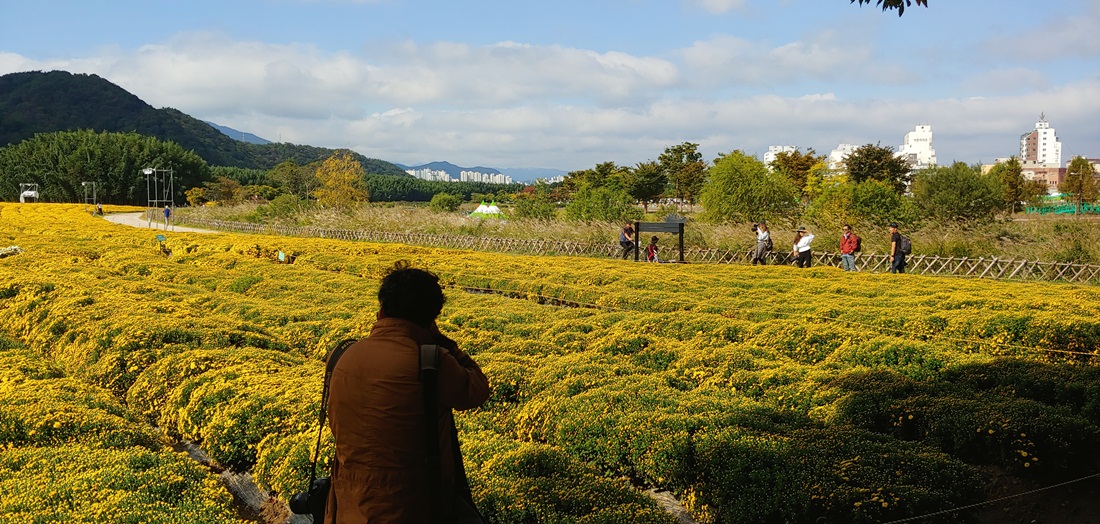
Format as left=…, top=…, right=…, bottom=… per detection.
left=689, top=0, right=747, bottom=14
left=679, top=31, right=917, bottom=87
left=2, top=29, right=1098, bottom=170
left=961, top=68, right=1050, bottom=95
left=983, top=4, right=1100, bottom=61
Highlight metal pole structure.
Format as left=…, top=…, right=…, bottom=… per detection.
left=144, top=168, right=154, bottom=228
left=81, top=181, right=98, bottom=210
left=144, top=167, right=175, bottom=230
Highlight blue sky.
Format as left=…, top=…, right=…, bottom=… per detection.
left=2, top=0, right=1098, bottom=174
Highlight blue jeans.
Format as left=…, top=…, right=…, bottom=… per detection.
left=840, top=254, right=856, bottom=271
left=890, top=254, right=907, bottom=274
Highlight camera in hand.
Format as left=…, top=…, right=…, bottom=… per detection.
left=751, top=223, right=759, bottom=232
left=289, top=477, right=330, bottom=521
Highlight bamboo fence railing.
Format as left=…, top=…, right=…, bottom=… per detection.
left=179, top=217, right=1100, bottom=285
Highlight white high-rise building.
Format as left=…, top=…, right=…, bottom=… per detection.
left=763, top=145, right=797, bottom=168
left=405, top=168, right=452, bottom=182
left=896, top=124, right=937, bottom=169
left=1020, top=113, right=1062, bottom=167
left=828, top=144, right=858, bottom=171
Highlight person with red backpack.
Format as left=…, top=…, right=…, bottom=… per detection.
left=839, top=224, right=860, bottom=271
left=644, top=236, right=661, bottom=263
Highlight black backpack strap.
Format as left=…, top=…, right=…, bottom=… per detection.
left=306, top=339, right=358, bottom=490
left=419, top=344, right=442, bottom=521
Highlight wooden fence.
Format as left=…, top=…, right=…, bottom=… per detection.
left=180, top=217, right=1100, bottom=285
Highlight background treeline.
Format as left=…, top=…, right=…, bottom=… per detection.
left=0, top=130, right=505, bottom=205
left=0, top=70, right=405, bottom=173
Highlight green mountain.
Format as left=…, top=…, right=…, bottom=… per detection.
left=0, top=70, right=406, bottom=175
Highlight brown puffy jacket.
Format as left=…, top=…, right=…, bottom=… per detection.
left=324, top=318, right=490, bottom=523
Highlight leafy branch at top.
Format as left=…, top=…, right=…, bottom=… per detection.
left=851, top=0, right=928, bottom=16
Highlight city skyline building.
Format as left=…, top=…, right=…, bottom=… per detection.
left=827, top=143, right=858, bottom=171
left=896, top=124, right=937, bottom=169
left=763, top=145, right=797, bottom=168
left=405, top=168, right=513, bottom=185
left=1020, top=113, right=1062, bottom=167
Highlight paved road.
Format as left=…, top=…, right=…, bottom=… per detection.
left=103, top=212, right=217, bottom=234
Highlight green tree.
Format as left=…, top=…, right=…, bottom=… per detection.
left=564, top=185, right=642, bottom=223
left=1060, top=156, right=1100, bottom=215
left=852, top=0, right=927, bottom=16
left=204, top=176, right=244, bottom=205
left=313, top=151, right=368, bottom=208
left=699, top=150, right=800, bottom=223
left=269, top=160, right=318, bottom=200
left=659, top=142, right=707, bottom=206
left=429, top=192, right=462, bottom=212
left=770, top=148, right=825, bottom=198
left=513, top=185, right=558, bottom=220
left=852, top=179, right=916, bottom=226
left=911, top=162, right=1003, bottom=222
left=563, top=162, right=628, bottom=193
left=844, top=143, right=912, bottom=193
left=626, top=160, right=667, bottom=212
left=0, top=130, right=209, bottom=204
left=810, top=179, right=917, bottom=227
left=987, top=157, right=1044, bottom=214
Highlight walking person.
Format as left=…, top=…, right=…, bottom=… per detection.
left=889, top=222, right=907, bottom=274
left=325, top=263, right=490, bottom=523
left=162, top=205, right=171, bottom=230
left=619, top=222, right=636, bottom=260
left=791, top=227, right=814, bottom=268
left=839, top=224, right=860, bottom=271
left=751, top=222, right=772, bottom=265
left=644, top=236, right=661, bottom=263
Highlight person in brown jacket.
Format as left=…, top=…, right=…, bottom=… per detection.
left=325, top=263, right=490, bottom=523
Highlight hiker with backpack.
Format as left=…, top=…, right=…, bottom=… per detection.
left=644, top=236, right=662, bottom=263
left=839, top=224, right=861, bottom=272
left=889, top=222, right=910, bottom=274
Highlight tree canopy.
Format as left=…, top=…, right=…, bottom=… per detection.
left=0, top=129, right=209, bottom=204
left=770, top=148, right=826, bottom=198
left=851, top=0, right=928, bottom=16
left=1061, top=156, right=1100, bottom=215
left=911, top=162, right=1002, bottom=222
left=844, top=143, right=913, bottom=193
left=986, top=157, right=1045, bottom=214
left=700, top=150, right=800, bottom=223
left=660, top=142, right=707, bottom=205
left=313, top=151, right=369, bottom=208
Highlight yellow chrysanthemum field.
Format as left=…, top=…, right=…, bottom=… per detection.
left=2, top=203, right=1099, bottom=523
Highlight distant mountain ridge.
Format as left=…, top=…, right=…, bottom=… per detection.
left=204, top=121, right=270, bottom=145
left=0, top=70, right=406, bottom=175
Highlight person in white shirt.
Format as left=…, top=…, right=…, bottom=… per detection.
left=751, top=222, right=772, bottom=265
left=791, top=227, right=814, bottom=268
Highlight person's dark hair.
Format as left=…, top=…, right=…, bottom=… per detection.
left=650, top=236, right=658, bottom=244
left=377, top=261, right=446, bottom=326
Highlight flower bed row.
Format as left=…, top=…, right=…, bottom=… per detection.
left=2, top=203, right=1100, bottom=523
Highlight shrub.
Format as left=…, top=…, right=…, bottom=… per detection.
left=429, top=192, right=463, bottom=212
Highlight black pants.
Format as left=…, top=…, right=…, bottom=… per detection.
left=620, top=241, right=635, bottom=259
left=795, top=250, right=811, bottom=268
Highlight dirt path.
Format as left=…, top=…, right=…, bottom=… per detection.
left=103, top=212, right=218, bottom=234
